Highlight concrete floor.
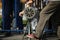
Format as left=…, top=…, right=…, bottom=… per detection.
left=0, top=25, right=60, bottom=40
left=0, top=34, right=59, bottom=40
left=0, top=26, right=60, bottom=40
left=0, top=34, right=24, bottom=40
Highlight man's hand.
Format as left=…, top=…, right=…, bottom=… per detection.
left=19, top=11, right=24, bottom=17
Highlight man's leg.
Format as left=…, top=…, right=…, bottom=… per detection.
left=36, top=1, right=60, bottom=38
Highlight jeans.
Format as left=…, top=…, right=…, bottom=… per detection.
left=35, top=1, right=60, bottom=39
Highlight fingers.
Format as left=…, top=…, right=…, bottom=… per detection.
left=19, top=11, right=24, bottom=17
left=19, top=13, right=23, bottom=17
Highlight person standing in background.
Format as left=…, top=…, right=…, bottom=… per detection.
left=2, top=0, right=23, bottom=36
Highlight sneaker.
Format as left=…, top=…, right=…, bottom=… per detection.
left=26, top=34, right=39, bottom=39
left=26, top=34, right=35, bottom=38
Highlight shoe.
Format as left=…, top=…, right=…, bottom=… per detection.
left=26, top=34, right=39, bottom=39
left=26, top=34, right=35, bottom=38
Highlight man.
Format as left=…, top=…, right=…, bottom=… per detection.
left=19, top=0, right=60, bottom=40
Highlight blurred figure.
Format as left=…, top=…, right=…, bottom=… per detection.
left=2, top=0, right=23, bottom=36
left=19, top=0, right=60, bottom=40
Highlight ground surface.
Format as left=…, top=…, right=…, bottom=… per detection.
left=0, top=26, right=60, bottom=40
left=0, top=34, right=59, bottom=40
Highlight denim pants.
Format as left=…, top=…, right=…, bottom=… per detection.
left=35, top=1, right=60, bottom=39
left=2, top=0, right=23, bottom=30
